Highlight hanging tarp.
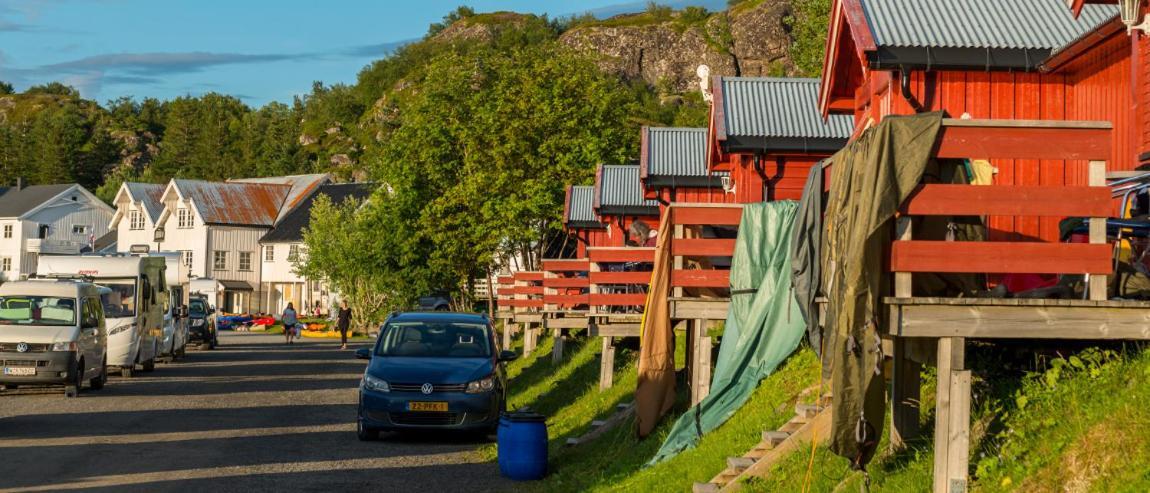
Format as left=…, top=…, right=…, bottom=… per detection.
left=647, top=201, right=806, bottom=464
left=822, top=112, right=943, bottom=469
left=791, top=163, right=825, bottom=364
left=635, top=213, right=676, bottom=438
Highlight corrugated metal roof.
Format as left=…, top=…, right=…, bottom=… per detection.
left=261, top=183, right=375, bottom=243
left=172, top=179, right=290, bottom=227
left=124, top=183, right=165, bottom=222
left=0, top=184, right=75, bottom=218
left=720, top=78, right=854, bottom=139
left=644, top=127, right=709, bottom=178
left=598, top=165, right=660, bottom=209
left=861, top=0, right=1117, bottom=50
left=566, top=185, right=599, bottom=224
left=228, top=174, right=330, bottom=222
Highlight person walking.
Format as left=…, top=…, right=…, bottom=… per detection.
left=336, top=300, right=352, bottom=350
left=283, top=302, right=299, bottom=345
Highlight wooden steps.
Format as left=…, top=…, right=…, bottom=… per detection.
left=565, top=402, right=634, bottom=447
left=692, top=393, right=832, bottom=493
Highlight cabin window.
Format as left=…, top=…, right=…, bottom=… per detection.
left=2, top=225, right=10, bottom=238
left=0, top=257, right=10, bottom=272
left=72, top=225, right=89, bottom=235
left=288, top=244, right=300, bottom=262
left=264, top=245, right=274, bottom=262
left=182, top=250, right=193, bottom=268
left=213, top=251, right=227, bottom=271
left=239, top=252, right=252, bottom=272
left=177, top=208, right=193, bottom=229
left=129, top=210, right=144, bottom=230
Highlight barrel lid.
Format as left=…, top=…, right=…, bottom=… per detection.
left=502, top=410, right=546, bottom=423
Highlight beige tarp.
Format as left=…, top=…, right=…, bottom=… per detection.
left=636, top=214, right=676, bottom=437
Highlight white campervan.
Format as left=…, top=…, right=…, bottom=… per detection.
left=37, top=255, right=165, bottom=377
left=147, top=252, right=188, bottom=360
left=0, top=279, right=108, bottom=397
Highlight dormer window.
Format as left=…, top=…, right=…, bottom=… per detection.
left=177, top=208, right=193, bottom=229
left=129, top=210, right=144, bottom=230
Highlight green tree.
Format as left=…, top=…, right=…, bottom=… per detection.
left=0, top=81, right=13, bottom=95
left=24, top=82, right=80, bottom=98
left=785, top=0, right=832, bottom=77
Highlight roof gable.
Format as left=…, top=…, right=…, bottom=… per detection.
left=564, top=185, right=603, bottom=229
left=121, top=182, right=166, bottom=223
left=0, top=184, right=78, bottom=219
left=227, top=174, right=331, bottom=223
left=715, top=78, right=853, bottom=153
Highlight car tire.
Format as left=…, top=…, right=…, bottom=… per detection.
left=142, top=359, right=155, bottom=372
left=64, top=360, right=82, bottom=398
left=89, top=358, right=107, bottom=390
left=356, top=418, right=379, bottom=442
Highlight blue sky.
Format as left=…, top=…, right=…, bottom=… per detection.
left=0, top=0, right=725, bottom=107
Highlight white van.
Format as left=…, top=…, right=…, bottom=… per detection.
left=37, top=255, right=165, bottom=377
left=0, top=280, right=108, bottom=397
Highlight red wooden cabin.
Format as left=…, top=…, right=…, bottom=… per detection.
left=564, top=185, right=609, bottom=258
left=593, top=164, right=661, bottom=243
left=707, top=77, right=853, bottom=202
left=639, top=126, right=735, bottom=208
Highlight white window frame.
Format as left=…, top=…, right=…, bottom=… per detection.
left=129, top=210, right=144, bottom=230
left=72, top=225, right=89, bottom=235
left=288, top=244, right=300, bottom=262
left=182, top=250, right=193, bottom=268
left=1, top=257, right=10, bottom=272
left=213, top=251, right=227, bottom=271
left=238, top=251, right=252, bottom=272
left=2, top=224, right=11, bottom=238
left=177, top=208, right=193, bottom=229
left=264, top=245, right=275, bottom=262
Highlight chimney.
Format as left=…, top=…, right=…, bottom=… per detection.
left=16, top=177, right=24, bottom=190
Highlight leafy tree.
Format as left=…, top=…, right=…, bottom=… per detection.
left=426, top=5, right=476, bottom=38
left=0, top=81, right=13, bottom=95
left=24, top=82, right=80, bottom=98
left=785, top=0, right=831, bottom=77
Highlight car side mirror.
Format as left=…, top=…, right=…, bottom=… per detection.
left=498, top=350, right=518, bottom=362
left=354, top=348, right=372, bottom=360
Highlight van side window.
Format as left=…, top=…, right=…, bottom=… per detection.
left=82, top=297, right=100, bottom=328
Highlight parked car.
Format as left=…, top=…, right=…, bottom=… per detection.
left=416, top=293, right=452, bottom=311
left=0, top=279, right=108, bottom=397
left=187, top=295, right=218, bottom=350
left=354, top=312, right=517, bottom=440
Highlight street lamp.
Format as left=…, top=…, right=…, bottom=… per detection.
left=153, top=227, right=165, bottom=252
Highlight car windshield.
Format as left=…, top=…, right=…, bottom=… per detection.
left=189, top=299, right=207, bottom=316
left=0, top=295, right=78, bottom=326
left=99, top=281, right=137, bottom=319
left=377, top=321, right=492, bottom=358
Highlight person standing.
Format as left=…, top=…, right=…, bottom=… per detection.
left=283, top=302, right=299, bottom=345
left=337, top=300, right=352, bottom=350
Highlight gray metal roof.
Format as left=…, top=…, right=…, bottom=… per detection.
left=596, top=165, right=660, bottom=212
left=124, top=182, right=165, bottom=222
left=719, top=78, right=854, bottom=140
left=261, top=183, right=375, bottom=243
left=861, top=0, right=1117, bottom=50
left=565, top=185, right=602, bottom=227
left=644, top=127, right=709, bottom=178
left=0, top=184, right=75, bottom=218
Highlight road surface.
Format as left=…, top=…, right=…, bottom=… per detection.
left=0, top=332, right=510, bottom=492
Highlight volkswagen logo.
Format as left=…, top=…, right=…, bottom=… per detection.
left=15, top=342, right=29, bottom=353
left=420, top=383, right=434, bottom=395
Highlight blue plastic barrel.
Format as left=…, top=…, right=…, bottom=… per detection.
left=497, top=411, right=548, bottom=480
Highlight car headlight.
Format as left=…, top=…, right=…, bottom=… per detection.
left=362, top=374, right=390, bottom=393
left=465, top=376, right=495, bottom=394
left=191, top=319, right=204, bottom=327
left=51, top=341, right=77, bottom=352
left=109, top=323, right=136, bottom=336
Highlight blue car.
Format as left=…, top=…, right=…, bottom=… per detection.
left=355, top=312, right=517, bottom=440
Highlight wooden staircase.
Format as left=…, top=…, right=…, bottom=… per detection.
left=692, top=395, right=832, bottom=493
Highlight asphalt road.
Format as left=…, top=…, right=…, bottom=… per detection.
left=0, top=332, right=510, bottom=493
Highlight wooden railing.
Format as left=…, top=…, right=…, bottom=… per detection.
left=541, top=258, right=590, bottom=309
left=587, top=247, right=654, bottom=312
left=504, top=271, right=544, bottom=311
left=668, top=203, right=744, bottom=294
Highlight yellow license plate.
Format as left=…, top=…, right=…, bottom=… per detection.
left=408, top=401, right=448, bottom=412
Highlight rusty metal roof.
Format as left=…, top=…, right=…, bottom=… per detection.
left=171, top=179, right=290, bottom=227
left=228, top=174, right=330, bottom=223
left=123, top=183, right=166, bottom=222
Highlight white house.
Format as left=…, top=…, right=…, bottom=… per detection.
left=110, top=174, right=329, bottom=313
left=0, top=181, right=115, bottom=281
left=259, top=183, right=374, bottom=315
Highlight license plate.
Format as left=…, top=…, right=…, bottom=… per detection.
left=3, top=367, right=35, bottom=376
left=407, top=401, right=448, bottom=412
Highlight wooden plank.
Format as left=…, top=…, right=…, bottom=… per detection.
left=893, top=304, right=1150, bottom=339
left=672, top=270, right=731, bottom=288
left=901, top=185, right=1111, bottom=217
left=511, top=285, right=545, bottom=295
left=671, top=206, right=744, bottom=226
left=589, top=271, right=652, bottom=284
left=589, top=293, right=648, bottom=307
left=946, top=370, right=972, bottom=493
left=935, top=122, right=1111, bottom=161
left=543, top=294, right=589, bottom=307
left=884, top=296, right=1150, bottom=308
left=932, top=338, right=965, bottom=493
left=542, top=277, right=590, bottom=288
left=720, top=407, right=833, bottom=492
left=588, top=247, right=655, bottom=262
left=1089, top=161, right=1108, bottom=301
left=513, top=271, right=545, bottom=281
left=503, top=299, right=544, bottom=308
left=512, top=313, right=544, bottom=324
left=672, top=238, right=738, bottom=257
left=552, top=328, right=564, bottom=364
left=891, top=241, right=1113, bottom=274
left=545, top=317, right=589, bottom=329
left=670, top=298, right=731, bottom=320
left=693, top=332, right=713, bottom=406
left=497, top=275, right=514, bottom=283
left=599, top=337, right=615, bottom=390
left=541, top=259, right=590, bottom=271
left=589, top=323, right=642, bottom=338
left=890, top=338, right=921, bottom=451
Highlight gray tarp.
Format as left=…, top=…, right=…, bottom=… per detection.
left=648, top=201, right=806, bottom=464
left=822, top=112, right=943, bottom=469
left=791, top=163, right=825, bottom=364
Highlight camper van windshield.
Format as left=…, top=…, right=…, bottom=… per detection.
left=100, top=282, right=137, bottom=318
left=0, top=296, right=78, bottom=326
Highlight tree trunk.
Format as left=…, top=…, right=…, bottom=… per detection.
left=485, top=266, right=495, bottom=318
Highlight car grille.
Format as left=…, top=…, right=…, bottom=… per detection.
left=389, top=412, right=463, bottom=426
left=3, top=360, right=48, bottom=367
left=0, top=343, right=50, bottom=352
left=390, top=383, right=467, bottom=393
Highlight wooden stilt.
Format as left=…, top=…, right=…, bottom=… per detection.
left=933, top=337, right=966, bottom=493
left=551, top=327, right=564, bottom=364
left=524, top=324, right=536, bottom=356
left=890, top=337, right=922, bottom=451
left=502, top=321, right=513, bottom=351
left=599, top=336, right=615, bottom=390
left=690, top=319, right=712, bottom=405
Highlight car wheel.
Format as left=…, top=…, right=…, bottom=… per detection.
left=356, top=417, right=379, bottom=442
left=89, top=358, right=107, bottom=390
left=64, top=360, right=82, bottom=398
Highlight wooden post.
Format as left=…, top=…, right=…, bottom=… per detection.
left=672, top=224, right=685, bottom=298
left=891, top=216, right=921, bottom=450
left=551, top=327, right=564, bottom=364
left=599, top=336, right=615, bottom=390
left=933, top=337, right=966, bottom=493
left=690, top=319, right=712, bottom=405
left=502, top=321, right=514, bottom=352
left=1088, top=160, right=1107, bottom=301
left=524, top=323, right=536, bottom=357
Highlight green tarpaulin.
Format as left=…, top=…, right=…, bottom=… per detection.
left=648, top=201, right=806, bottom=465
